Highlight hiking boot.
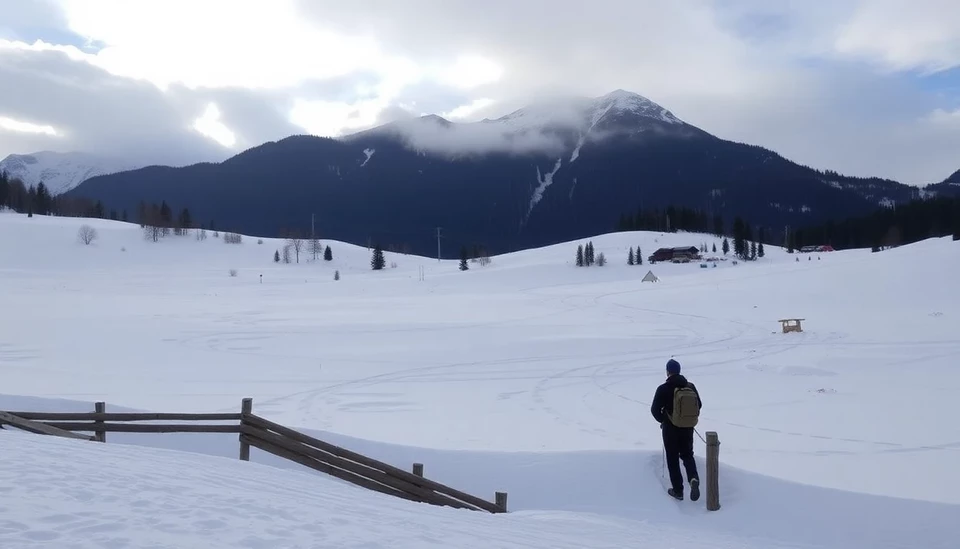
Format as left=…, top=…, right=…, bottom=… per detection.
left=689, top=478, right=700, bottom=502
left=667, top=488, right=683, bottom=500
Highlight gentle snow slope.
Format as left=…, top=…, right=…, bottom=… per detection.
left=1, top=418, right=955, bottom=549
left=0, top=213, right=958, bottom=548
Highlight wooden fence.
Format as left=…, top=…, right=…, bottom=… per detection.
left=0, top=398, right=508, bottom=514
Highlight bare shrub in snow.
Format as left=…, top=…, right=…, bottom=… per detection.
left=196, top=228, right=208, bottom=241
left=77, top=225, right=98, bottom=245
left=282, top=244, right=292, bottom=264
left=286, top=234, right=304, bottom=263
left=229, top=268, right=238, bottom=277
left=223, top=232, right=242, bottom=244
left=597, top=252, right=607, bottom=266
left=143, top=224, right=163, bottom=243
left=334, top=270, right=340, bottom=281
left=257, top=239, right=263, bottom=245
left=390, top=261, right=398, bottom=269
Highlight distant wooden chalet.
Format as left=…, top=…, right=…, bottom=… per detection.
left=649, top=246, right=700, bottom=263
left=799, top=245, right=835, bottom=253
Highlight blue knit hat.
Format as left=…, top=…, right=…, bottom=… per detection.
left=666, top=358, right=681, bottom=374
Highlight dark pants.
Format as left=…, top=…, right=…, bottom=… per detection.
left=662, top=424, right=699, bottom=493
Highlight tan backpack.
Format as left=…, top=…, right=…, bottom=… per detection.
left=669, top=386, right=700, bottom=428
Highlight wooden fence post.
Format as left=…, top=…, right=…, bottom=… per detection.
left=239, top=398, right=252, bottom=461
left=706, top=431, right=720, bottom=511
left=94, top=402, right=106, bottom=443
left=495, top=492, right=508, bottom=513
left=412, top=463, right=424, bottom=477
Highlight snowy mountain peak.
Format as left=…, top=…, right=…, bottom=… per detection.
left=0, top=151, right=138, bottom=195
left=482, top=89, right=685, bottom=136
left=592, top=89, right=682, bottom=125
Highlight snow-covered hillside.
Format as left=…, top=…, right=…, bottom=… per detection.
left=0, top=213, right=957, bottom=548
left=0, top=151, right=138, bottom=195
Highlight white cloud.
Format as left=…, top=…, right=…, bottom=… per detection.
left=434, top=56, right=503, bottom=90
left=1, top=0, right=960, bottom=183
left=443, top=98, right=496, bottom=120
left=192, top=104, right=236, bottom=148
left=832, top=0, right=960, bottom=73
left=0, top=115, right=60, bottom=136
left=56, top=0, right=390, bottom=90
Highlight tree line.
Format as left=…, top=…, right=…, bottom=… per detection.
left=616, top=205, right=722, bottom=236
left=615, top=203, right=763, bottom=261
left=0, top=171, right=107, bottom=218
left=793, top=196, right=960, bottom=250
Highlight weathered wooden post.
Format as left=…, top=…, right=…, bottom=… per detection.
left=94, top=402, right=106, bottom=443
left=412, top=463, right=424, bottom=477
left=706, top=431, right=720, bottom=511
left=239, top=398, right=252, bottom=461
left=495, top=491, right=508, bottom=513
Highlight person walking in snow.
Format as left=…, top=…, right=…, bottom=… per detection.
left=651, top=358, right=702, bottom=501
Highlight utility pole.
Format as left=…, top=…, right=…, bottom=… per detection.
left=435, top=227, right=442, bottom=262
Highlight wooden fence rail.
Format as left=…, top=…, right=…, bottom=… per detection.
left=0, top=398, right=508, bottom=514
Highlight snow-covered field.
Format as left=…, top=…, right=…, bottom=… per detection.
left=1, top=212, right=958, bottom=548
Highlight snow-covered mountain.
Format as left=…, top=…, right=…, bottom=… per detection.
left=0, top=151, right=138, bottom=195
left=67, top=88, right=941, bottom=256
left=482, top=89, right=686, bottom=134
left=346, top=90, right=702, bottom=158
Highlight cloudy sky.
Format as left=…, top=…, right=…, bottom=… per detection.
left=1, top=0, right=959, bottom=184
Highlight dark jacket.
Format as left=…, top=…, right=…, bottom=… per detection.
left=651, top=373, right=702, bottom=426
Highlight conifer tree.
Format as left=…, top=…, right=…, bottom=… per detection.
left=274, top=250, right=280, bottom=262
left=712, top=243, right=717, bottom=253
left=732, top=217, right=746, bottom=259
left=35, top=182, right=51, bottom=215
left=180, top=208, right=192, bottom=233
left=159, top=201, right=171, bottom=232
left=459, top=247, right=469, bottom=271
left=758, top=241, right=765, bottom=258
left=324, top=245, right=333, bottom=261
left=586, top=242, right=595, bottom=265
left=0, top=171, right=8, bottom=210
left=636, top=246, right=642, bottom=265
left=722, top=237, right=729, bottom=255
left=371, top=244, right=386, bottom=270
left=750, top=240, right=757, bottom=260
left=576, top=245, right=584, bottom=267
left=628, top=247, right=635, bottom=265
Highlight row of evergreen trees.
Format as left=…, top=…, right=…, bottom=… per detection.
left=795, top=196, right=960, bottom=250
left=576, top=242, right=606, bottom=266
left=732, top=218, right=765, bottom=260
left=615, top=196, right=960, bottom=255
left=616, top=205, right=725, bottom=236
left=0, top=171, right=106, bottom=218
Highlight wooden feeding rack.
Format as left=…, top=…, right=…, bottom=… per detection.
left=778, top=318, right=804, bottom=333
